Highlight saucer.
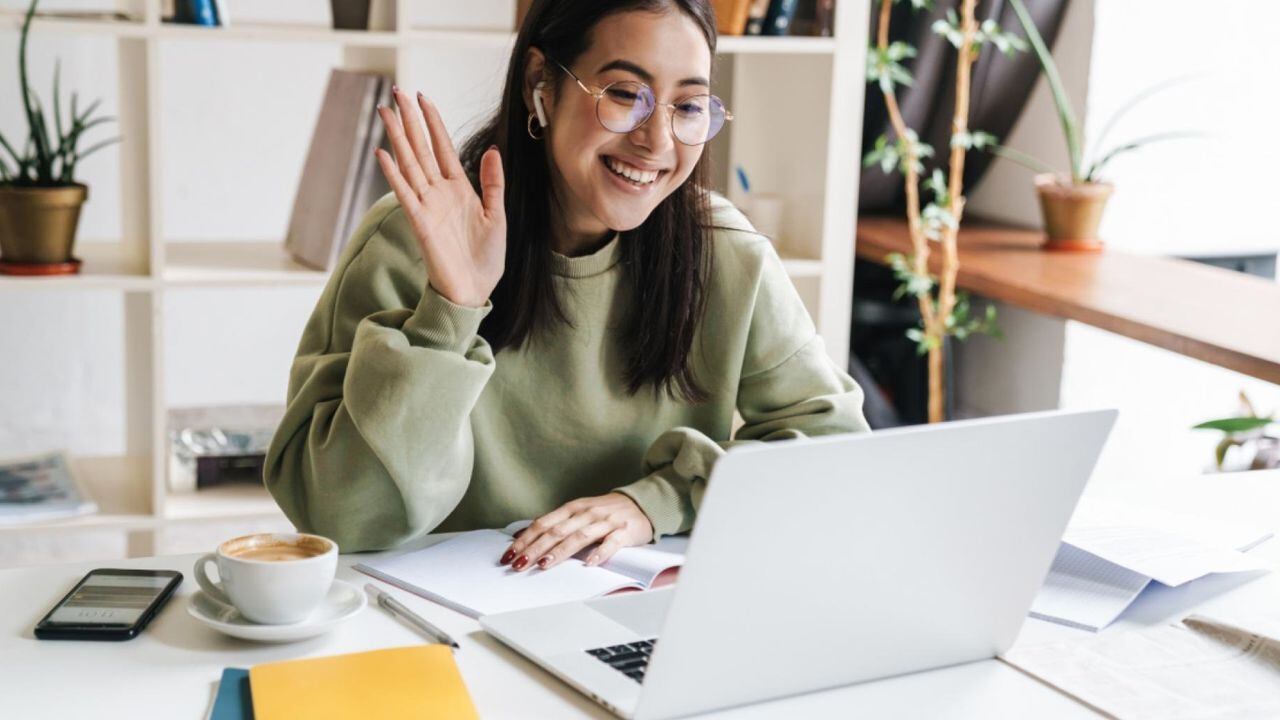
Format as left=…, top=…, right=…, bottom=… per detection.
left=186, top=578, right=366, bottom=642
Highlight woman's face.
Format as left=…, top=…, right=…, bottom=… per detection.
left=528, top=10, right=713, bottom=246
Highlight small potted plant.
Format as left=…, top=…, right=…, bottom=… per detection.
left=0, top=0, right=121, bottom=275
left=973, top=0, right=1195, bottom=252
left=1193, top=391, right=1279, bottom=473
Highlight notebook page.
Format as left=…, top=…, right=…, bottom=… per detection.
left=354, top=530, right=644, bottom=618
left=1029, top=543, right=1152, bottom=632
left=591, top=542, right=685, bottom=587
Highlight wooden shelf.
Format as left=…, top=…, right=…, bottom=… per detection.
left=3, top=12, right=837, bottom=55
left=0, top=242, right=150, bottom=292
left=0, top=11, right=148, bottom=37
left=856, top=217, right=1280, bottom=385
left=163, top=241, right=328, bottom=287
left=717, top=35, right=837, bottom=54
left=156, top=21, right=400, bottom=47
left=163, top=484, right=285, bottom=521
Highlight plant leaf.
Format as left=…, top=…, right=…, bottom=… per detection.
left=1193, top=417, right=1273, bottom=433
left=1008, top=0, right=1083, bottom=182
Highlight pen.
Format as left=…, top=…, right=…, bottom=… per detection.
left=365, top=583, right=460, bottom=649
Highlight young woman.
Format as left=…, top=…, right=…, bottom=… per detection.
left=264, top=0, right=869, bottom=571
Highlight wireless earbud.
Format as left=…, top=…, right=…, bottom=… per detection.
left=533, top=81, right=549, bottom=128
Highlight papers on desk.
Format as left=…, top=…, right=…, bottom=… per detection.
left=1030, top=521, right=1273, bottom=632
left=1002, top=612, right=1280, bottom=719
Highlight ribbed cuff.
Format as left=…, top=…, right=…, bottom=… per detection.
left=400, top=283, right=492, bottom=356
left=615, top=469, right=695, bottom=542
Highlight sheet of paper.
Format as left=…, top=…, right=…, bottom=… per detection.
left=355, top=530, right=644, bottom=618
left=1002, top=615, right=1280, bottom=719
left=1064, top=525, right=1271, bottom=588
left=1029, top=543, right=1152, bottom=632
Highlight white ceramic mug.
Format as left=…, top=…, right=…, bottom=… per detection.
left=193, top=532, right=337, bottom=625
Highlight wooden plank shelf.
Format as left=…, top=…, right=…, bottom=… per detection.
left=856, top=217, right=1280, bottom=385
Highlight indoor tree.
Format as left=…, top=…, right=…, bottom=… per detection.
left=863, top=0, right=1024, bottom=423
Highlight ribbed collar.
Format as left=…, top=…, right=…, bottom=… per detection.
left=549, top=232, right=623, bottom=278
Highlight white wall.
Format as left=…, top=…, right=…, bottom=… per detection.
left=958, top=0, right=1280, bottom=484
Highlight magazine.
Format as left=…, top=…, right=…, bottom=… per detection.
left=0, top=450, right=98, bottom=525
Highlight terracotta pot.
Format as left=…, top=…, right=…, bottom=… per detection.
left=0, top=183, right=89, bottom=267
left=1033, top=173, right=1112, bottom=252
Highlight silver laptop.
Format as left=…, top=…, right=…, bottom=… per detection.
left=481, top=409, right=1117, bottom=719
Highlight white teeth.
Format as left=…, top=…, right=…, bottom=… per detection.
left=605, top=156, right=659, bottom=185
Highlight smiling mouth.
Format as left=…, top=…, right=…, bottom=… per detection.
left=601, top=155, right=666, bottom=187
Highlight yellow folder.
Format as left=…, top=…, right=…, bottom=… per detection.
left=249, top=644, right=479, bottom=720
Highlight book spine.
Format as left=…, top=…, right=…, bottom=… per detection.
left=762, top=0, right=800, bottom=36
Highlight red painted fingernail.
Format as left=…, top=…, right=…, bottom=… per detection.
left=537, top=556, right=550, bottom=569
left=512, top=555, right=529, bottom=571
left=500, top=550, right=515, bottom=565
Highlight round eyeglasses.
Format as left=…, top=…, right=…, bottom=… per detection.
left=551, top=59, right=732, bottom=146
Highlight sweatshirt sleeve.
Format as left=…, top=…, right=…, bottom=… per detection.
left=614, top=225, right=870, bottom=540
left=263, top=194, right=496, bottom=552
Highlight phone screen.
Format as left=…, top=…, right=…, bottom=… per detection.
left=44, top=572, right=176, bottom=626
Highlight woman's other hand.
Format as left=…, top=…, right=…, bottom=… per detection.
left=500, top=493, right=655, bottom=571
left=375, top=88, right=506, bottom=309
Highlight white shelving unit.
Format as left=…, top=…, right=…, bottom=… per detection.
left=0, top=0, right=869, bottom=557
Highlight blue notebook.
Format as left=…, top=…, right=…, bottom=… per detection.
left=208, top=668, right=253, bottom=720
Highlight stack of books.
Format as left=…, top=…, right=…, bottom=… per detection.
left=285, top=69, right=392, bottom=272
left=713, top=0, right=835, bottom=37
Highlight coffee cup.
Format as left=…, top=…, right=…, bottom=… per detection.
left=193, top=532, right=337, bottom=625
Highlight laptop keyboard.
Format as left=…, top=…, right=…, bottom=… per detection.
left=585, top=639, right=657, bottom=683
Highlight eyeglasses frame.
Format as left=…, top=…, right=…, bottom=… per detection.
left=549, top=58, right=733, bottom=146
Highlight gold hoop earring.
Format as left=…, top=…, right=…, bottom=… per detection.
left=527, top=112, right=545, bottom=140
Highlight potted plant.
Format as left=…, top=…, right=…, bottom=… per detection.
left=973, top=0, right=1195, bottom=252
left=0, top=0, right=121, bottom=276
left=1193, top=391, right=1279, bottom=472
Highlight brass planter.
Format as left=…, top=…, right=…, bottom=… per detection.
left=0, top=183, right=89, bottom=266
left=1033, top=173, right=1112, bottom=252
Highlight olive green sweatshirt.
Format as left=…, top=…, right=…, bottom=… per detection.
left=264, top=191, right=869, bottom=552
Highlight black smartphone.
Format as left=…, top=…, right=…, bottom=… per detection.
left=34, top=568, right=183, bottom=641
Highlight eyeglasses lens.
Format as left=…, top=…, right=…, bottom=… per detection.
left=597, top=82, right=727, bottom=145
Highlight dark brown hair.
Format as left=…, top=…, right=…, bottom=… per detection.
left=458, top=0, right=719, bottom=403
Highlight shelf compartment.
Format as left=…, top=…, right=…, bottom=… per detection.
left=0, top=453, right=153, bottom=534
left=163, top=241, right=328, bottom=287
left=0, top=242, right=151, bottom=292
left=163, top=483, right=285, bottom=521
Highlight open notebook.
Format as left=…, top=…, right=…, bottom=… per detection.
left=354, top=522, right=687, bottom=618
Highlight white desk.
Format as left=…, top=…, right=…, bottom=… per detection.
left=3, top=469, right=1278, bottom=719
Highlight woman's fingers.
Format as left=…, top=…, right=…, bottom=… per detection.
left=377, top=105, right=430, bottom=198
left=508, top=509, right=596, bottom=572
left=478, top=145, right=505, bottom=221
left=541, top=521, right=615, bottom=570
left=585, top=528, right=631, bottom=567
left=419, top=94, right=465, bottom=179
left=374, top=147, right=421, bottom=216
left=392, top=87, right=442, bottom=182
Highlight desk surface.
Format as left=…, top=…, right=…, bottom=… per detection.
left=856, top=216, right=1280, bottom=385
left=4, top=469, right=1279, bottom=719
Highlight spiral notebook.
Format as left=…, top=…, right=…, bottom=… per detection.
left=355, top=523, right=686, bottom=618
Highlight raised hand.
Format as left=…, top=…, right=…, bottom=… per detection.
left=374, top=88, right=506, bottom=309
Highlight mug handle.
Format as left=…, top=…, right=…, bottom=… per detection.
left=194, top=553, right=232, bottom=606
